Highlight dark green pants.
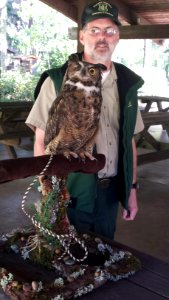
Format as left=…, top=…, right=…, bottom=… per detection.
left=67, top=179, right=119, bottom=240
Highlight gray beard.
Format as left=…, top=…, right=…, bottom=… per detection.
left=90, top=52, right=112, bottom=63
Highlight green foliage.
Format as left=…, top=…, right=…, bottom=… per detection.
left=1, top=0, right=77, bottom=102
left=0, top=71, right=38, bottom=102
left=38, top=47, right=70, bottom=71
left=34, top=189, right=57, bottom=231
left=30, top=244, right=55, bottom=269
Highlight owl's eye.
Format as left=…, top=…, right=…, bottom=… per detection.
left=89, top=68, right=96, bottom=76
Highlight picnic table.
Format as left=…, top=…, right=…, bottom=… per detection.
left=1, top=98, right=169, bottom=165
left=80, top=240, right=169, bottom=300
left=139, top=95, right=169, bottom=112
left=0, top=101, right=33, bottom=158
left=0, top=239, right=169, bottom=300
left=137, top=95, right=169, bottom=165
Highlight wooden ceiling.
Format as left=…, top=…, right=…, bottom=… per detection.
left=40, top=0, right=169, bottom=40
left=117, top=0, right=169, bottom=25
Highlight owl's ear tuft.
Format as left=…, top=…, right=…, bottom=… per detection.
left=68, top=53, right=79, bottom=63
left=97, top=64, right=107, bottom=71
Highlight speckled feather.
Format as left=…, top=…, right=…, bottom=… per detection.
left=44, top=54, right=106, bottom=157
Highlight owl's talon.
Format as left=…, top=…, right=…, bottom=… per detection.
left=63, top=152, right=71, bottom=160
left=70, top=152, right=78, bottom=159
left=79, top=152, right=85, bottom=162
left=84, top=152, right=96, bottom=161
left=64, top=151, right=78, bottom=160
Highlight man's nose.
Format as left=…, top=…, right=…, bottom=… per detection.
left=99, top=30, right=105, bottom=37
left=98, top=37, right=107, bottom=43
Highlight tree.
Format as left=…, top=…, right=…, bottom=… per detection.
left=0, top=0, right=7, bottom=73
left=1, top=0, right=77, bottom=102
left=6, top=0, right=77, bottom=69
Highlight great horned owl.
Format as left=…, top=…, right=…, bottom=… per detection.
left=44, top=54, right=106, bottom=159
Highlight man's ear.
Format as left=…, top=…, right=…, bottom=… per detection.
left=79, top=30, right=85, bottom=46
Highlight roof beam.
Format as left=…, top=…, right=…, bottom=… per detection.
left=40, top=0, right=140, bottom=25
left=69, top=24, right=169, bottom=45
left=39, top=0, right=155, bottom=27
left=120, top=24, right=169, bottom=39
left=136, top=3, right=169, bottom=12
left=110, top=0, right=153, bottom=25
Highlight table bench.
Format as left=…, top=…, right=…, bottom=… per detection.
left=136, top=96, right=169, bottom=165
left=0, top=101, right=34, bottom=158
left=140, top=111, right=169, bottom=149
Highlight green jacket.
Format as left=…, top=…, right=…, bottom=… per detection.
left=35, top=53, right=144, bottom=211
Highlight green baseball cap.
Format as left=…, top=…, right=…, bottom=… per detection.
left=81, top=1, right=121, bottom=28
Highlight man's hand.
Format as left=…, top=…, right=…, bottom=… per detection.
left=122, top=189, right=138, bottom=220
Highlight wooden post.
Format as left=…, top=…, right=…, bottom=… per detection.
left=77, top=0, right=94, bottom=52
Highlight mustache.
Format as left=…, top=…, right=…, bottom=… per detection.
left=95, top=41, right=109, bottom=48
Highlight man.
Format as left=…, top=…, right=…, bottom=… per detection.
left=26, top=1, right=144, bottom=239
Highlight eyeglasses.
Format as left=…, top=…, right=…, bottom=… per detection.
left=84, top=27, right=119, bottom=37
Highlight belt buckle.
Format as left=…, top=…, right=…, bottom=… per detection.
left=99, top=178, right=110, bottom=188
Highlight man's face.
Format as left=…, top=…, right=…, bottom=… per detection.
left=79, top=18, right=119, bottom=63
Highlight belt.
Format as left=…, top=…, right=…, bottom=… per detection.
left=97, top=176, right=117, bottom=188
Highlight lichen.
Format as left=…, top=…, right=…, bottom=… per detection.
left=0, top=272, right=13, bottom=290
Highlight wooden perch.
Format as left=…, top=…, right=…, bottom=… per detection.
left=0, top=154, right=105, bottom=184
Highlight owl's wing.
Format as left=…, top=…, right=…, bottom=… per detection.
left=44, top=95, right=66, bottom=147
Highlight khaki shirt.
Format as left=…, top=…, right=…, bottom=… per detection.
left=96, top=64, right=144, bottom=177
left=26, top=77, right=56, bottom=132
left=26, top=63, right=144, bottom=177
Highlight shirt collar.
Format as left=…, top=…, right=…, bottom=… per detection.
left=103, top=62, right=117, bottom=87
